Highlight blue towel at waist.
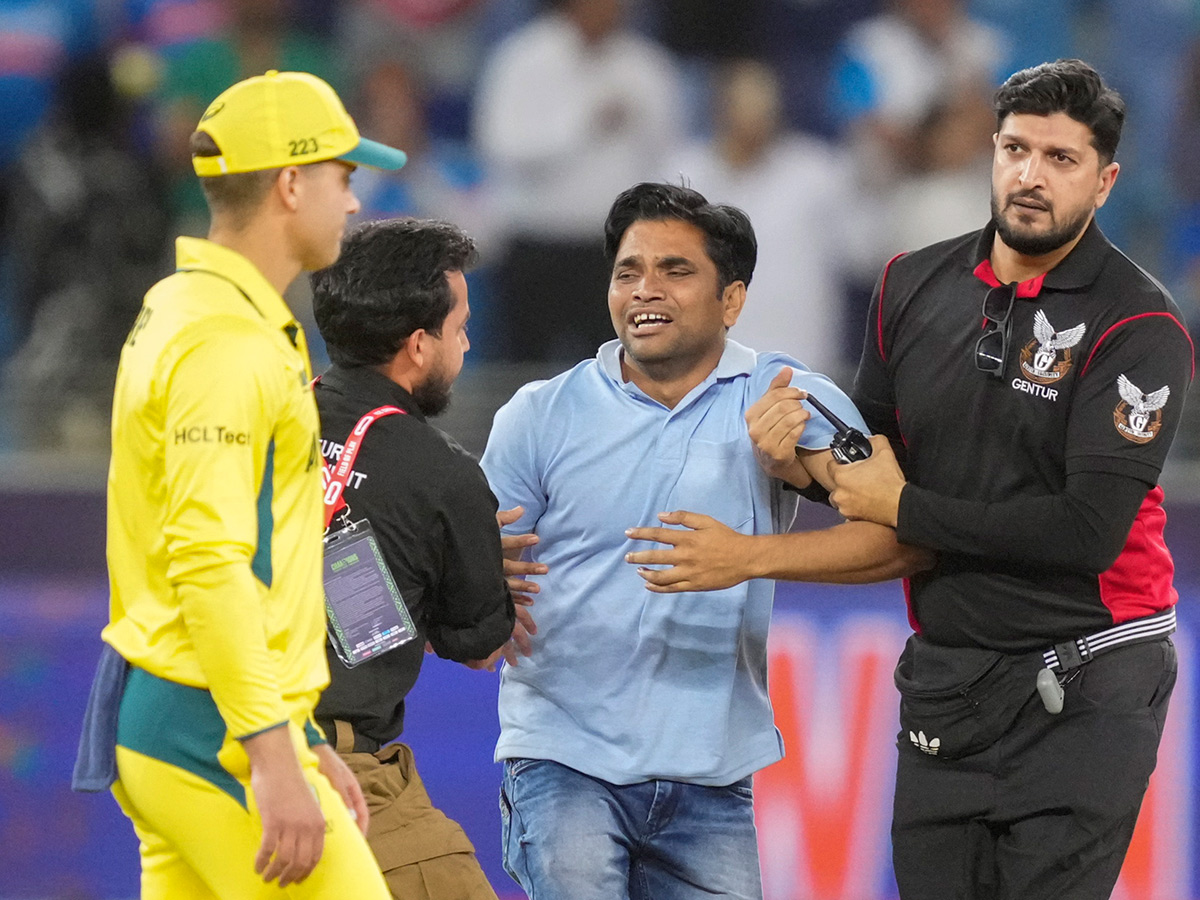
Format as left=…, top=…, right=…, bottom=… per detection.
left=72, top=643, right=130, bottom=792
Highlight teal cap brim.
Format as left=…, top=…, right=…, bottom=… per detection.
left=341, top=138, right=407, bottom=171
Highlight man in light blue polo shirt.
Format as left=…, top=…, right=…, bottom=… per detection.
left=480, top=182, right=926, bottom=900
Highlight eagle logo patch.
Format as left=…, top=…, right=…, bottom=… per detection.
left=1019, top=310, right=1086, bottom=384
left=1114, top=374, right=1169, bottom=444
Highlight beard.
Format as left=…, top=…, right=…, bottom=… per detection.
left=412, top=366, right=454, bottom=417
left=991, top=189, right=1092, bottom=257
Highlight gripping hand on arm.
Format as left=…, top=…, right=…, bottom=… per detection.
left=825, top=432, right=1155, bottom=573
left=825, top=434, right=907, bottom=526
left=464, top=506, right=545, bottom=671
left=625, top=442, right=932, bottom=591
left=498, top=505, right=543, bottom=667
left=746, top=366, right=813, bottom=488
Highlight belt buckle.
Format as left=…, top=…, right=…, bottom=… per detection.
left=1053, top=639, right=1086, bottom=671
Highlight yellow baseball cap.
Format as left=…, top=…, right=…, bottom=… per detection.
left=191, top=70, right=407, bottom=176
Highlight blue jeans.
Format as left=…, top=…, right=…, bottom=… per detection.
left=499, top=758, right=763, bottom=900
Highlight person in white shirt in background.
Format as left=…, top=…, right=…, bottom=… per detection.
left=473, top=0, right=684, bottom=363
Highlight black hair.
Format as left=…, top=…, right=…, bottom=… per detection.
left=993, top=59, right=1125, bottom=165
left=311, top=218, right=478, bottom=368
left=603, top=182, right=757, bottom=291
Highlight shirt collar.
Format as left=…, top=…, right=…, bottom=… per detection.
left=175, top=236, right=299, bottom=334
left=967, top=218, right=1113, bottom=297
left=596, top=337, right=757, bottom=394
left=316, top=364, right=426, bottom=423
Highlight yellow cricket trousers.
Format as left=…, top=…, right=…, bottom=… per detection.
left=112, top=667, right=390, bottom=900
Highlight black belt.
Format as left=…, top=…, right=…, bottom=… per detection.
left=1042, top=607, right=1176, bottom=673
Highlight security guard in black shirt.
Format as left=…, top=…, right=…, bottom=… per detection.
left=310, top=218, right=539, bottom=900
left=829, top=60, right=1192, bottom=899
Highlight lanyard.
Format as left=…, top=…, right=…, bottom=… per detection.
left=322, top=405, right=406, bottom=529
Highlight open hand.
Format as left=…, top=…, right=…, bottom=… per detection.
left=244, top=728, right=326, bottom=887
left=624, top=511, right=752, bottom=592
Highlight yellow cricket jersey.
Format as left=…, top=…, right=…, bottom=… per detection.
left=103, top=236, right=328, bottom=740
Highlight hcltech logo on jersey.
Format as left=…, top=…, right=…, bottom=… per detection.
left=175, top=425, right=249, bottom=445
left=1114, top=374, right=1169, bottom=444
left=1019, top=309, right=1086, bottom=384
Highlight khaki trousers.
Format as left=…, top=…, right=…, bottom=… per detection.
left=331, top=721, right=498, bottom=900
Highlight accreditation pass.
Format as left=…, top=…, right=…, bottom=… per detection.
left=323, top=519, right=416, bottom=668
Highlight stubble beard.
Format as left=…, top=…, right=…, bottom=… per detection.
left=413, top=366, right=454, bottom=417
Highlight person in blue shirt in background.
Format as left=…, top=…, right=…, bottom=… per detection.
left=480, top=181, right=931, bottom=900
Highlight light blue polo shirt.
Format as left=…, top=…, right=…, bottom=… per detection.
left=480, top=339, right=866, bottom=786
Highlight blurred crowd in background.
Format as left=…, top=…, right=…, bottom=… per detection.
left=0, top=0, right=1198, bottom=457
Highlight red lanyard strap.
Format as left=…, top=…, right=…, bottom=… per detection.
left=322, top=405, right=406, bottom=528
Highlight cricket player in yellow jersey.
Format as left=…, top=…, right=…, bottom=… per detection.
left=72, top=71, right=406, bottom=899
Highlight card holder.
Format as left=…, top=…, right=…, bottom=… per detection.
left=323, top=518, right=417, bottom=668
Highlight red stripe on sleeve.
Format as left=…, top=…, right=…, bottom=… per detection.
left=876, top=253, right=906, bottom=362
left=1080, top=312, right=1196, bottom=379
left=902, top=577, right=920, bottom=633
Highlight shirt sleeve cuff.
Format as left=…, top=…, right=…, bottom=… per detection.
left=304, top=717, right=328, bottom=747
left=896, top=483, right=932, bottom=546
left=235, top=719, right=289, bottom=742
